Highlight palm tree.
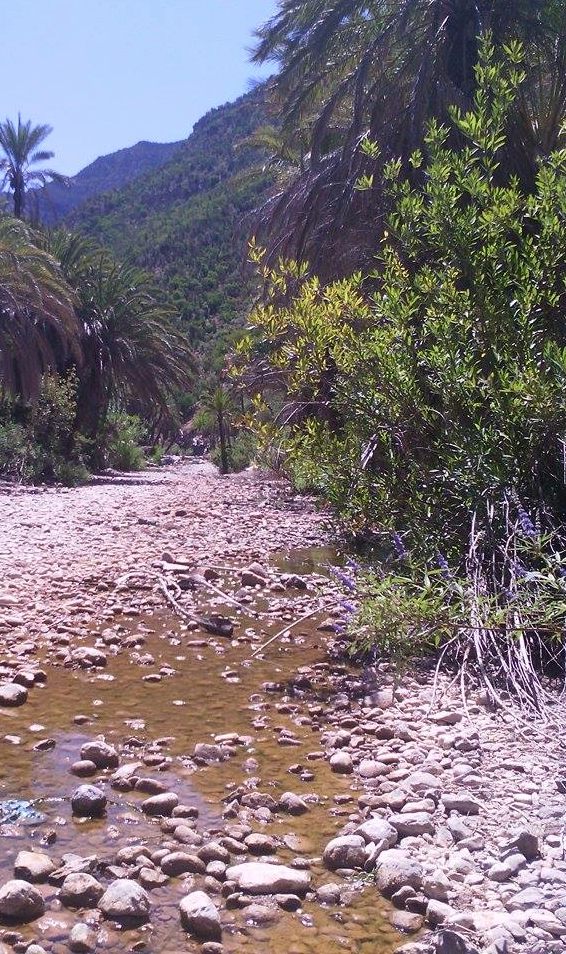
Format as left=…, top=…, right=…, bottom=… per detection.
left=200, top=384, right=234, bottom=473
left=252, top=0, right=566, bottom=275
left=0, top=217, right=78, bottom=400
left=44, top=231, right=194, bottom=451
left=0, top=116, right=68, bottom=219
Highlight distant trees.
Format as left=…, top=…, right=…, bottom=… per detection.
left=0, top=219, right=194, bottom=476
left=43, top=230, right=195, bottom=448
left=0, top=116, right=67, bottom=218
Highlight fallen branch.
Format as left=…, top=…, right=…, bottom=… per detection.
left=251, top=606, right=331, bottom=658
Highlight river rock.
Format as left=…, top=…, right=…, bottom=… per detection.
left=142, top=792, right=179, bottom=816
left=0, top=879, right=45, bottom=922
left=161, top=852, right=206, bottom=876
left=72, top=647, right=107, bottom=668
left=71, top=785, right=107, bottom=818
left=14, top=851, right=55, bottom=883
left=71, top=760, right=98, bottom=778
left=389, top=812, right=435, bottom=837
left=60, top=873, right=104, bottom=908
left=0, top=684, right=27, bottom=707
left=442, top=793, right=481, bottom=816
left=180, top=890, right=222, bottom=941
left=502, top=830, right=539, bottom=861
left=69, top=923, right=95, bottom=953
left=323, top=835, right=367, bottom=870
left=356, top=817, right=398, bottom=851
left=98, top=879, right=149, bottom=921
left=488, top=853, right=526, bottom=882
left=278, top=792, right=309, bottom=815
left=80, top=740, right=119, bottom=769
left=375, top=849, right=423, bottom=896
left=330, top=751, right=353, bottom=774
left=225, top=862, right=310, bottom=896
left=434, top=929, right=480, bottom=954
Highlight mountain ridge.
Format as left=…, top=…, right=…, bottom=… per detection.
left=66, top=87, right=273, bottom=355
left=36, top=138, right=184, bottom=222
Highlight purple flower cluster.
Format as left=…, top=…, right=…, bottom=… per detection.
left=436, top=551, right=451, bottom=580
left=331, top=566, right=357, bottom=592
left=517, top=504, right=537, bottom=540
left=330, top=559, right=361, bottom=633
left=391, top=531, right=407, bottom=560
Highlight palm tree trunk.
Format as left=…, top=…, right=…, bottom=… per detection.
left=217, top=408, right=229, bottom=474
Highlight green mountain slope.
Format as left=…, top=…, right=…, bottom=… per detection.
left=68, top=87, right=273, bottom=355
left=36, top=139, right=183, bottom=222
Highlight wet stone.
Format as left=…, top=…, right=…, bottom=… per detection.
left=13, top=851, right=55, bottom=884
left=59, top=873, right=104, bottom=908
left=180, top=890, right=222, bottom=941
left=98, top=879, right=150, bottom=922
left=0, top=684, right=27, bottom=707
left=0, top=880, right=45, bottom=923
left=71, top=785, right=107, bottom=818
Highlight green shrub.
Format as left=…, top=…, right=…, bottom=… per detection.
left=238, top=39, right=566, bottom=708
left=103, top=413, right=146, bottom=471
left=0, top=375, right=88, bottom=485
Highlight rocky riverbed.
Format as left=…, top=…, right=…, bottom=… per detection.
left=0, top=461, right=565, bottom=954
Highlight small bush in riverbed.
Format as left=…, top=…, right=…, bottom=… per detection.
left=101, top=413, right=147, bottom=471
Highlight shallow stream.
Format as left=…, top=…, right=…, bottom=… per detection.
left=0, top=548, right=403, bottom=954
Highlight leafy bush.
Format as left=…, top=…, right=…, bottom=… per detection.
left=238, top=40, right=566, bottom=707
left=0, top=374, right=88, bottom=484
left=102, top=413, right=147, bottom=471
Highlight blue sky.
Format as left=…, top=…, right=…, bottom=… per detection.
left=2, top=1, right=279, bottom=176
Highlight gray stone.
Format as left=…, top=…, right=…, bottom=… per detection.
left=356, top=817, right=397, bottom=851
left=69, top=923, right=96, bottom=953
left=323, top=835, right=367, bottom=870
left=98, top=879, right=149, bottom=921
left=180, top=890, right=221, bottom=941
left=13, top=851, right=55, bottom=883
left=278, top=792, right=309, bottom=815
left=434, top=930, right=479, bottom=954
left=142, top=792, right=179, bottom=816
left=225, top=862, right=310, bottom=896
left=329, top=751, right=353, bottom=774
left=502, top=830, right=539, bottom=861
left=375, top=849, right=423, bottom=897
left=0, top=683, right=27, bottom=707
left=0, top=879, right=45, bottom=922
left=488, top=853, right=526, bottom=882
left=316, top=883, right=342, bottom=904
left=423, top=869, right=452, bottom=902
left=443, top=793, right=481, bottom=815
left=389, top=812, right=435, bottom=837
left=79, top=740, right=118, bottom=769
left=161, top=852, right=205, bottom=876
left=60, top=873, right=104, bottom=908
left=71, top=785, right=107, bottom=818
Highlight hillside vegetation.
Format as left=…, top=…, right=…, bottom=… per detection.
left=68, top=88, right=273, bottom=352
left=36, top=139, right=183, bottom=222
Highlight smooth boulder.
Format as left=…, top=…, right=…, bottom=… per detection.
left=71, top=785, right=107, bottom=818
left=98, top=879, right=149, bottom=921
left=375, top=849, right=423, bottom=897
left=180, top=890, right=222, bottom=941
left=14, top=851, right=55, bottom=884
left=0, top=879, right=45, bottom=922
left=225, top=862, right=310, bottom=896
left=323, top=835, right=367, bottom=871
left=0, top=684, right=27, bottom=707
